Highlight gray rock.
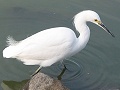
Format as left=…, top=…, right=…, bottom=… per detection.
left=23, top=72, right=69, bottom=90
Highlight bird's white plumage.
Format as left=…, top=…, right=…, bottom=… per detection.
left=3, top=10, right=113, bottom=68
left=3, top=27, right=78, bottom=66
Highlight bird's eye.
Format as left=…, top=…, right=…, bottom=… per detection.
left=94, top=19, right=98, bottom=21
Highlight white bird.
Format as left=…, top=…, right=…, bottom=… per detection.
left=3, top=10, right=114, bottom=75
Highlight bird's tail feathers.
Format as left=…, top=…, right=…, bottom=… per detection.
left=3, top=36, right=20, bottom=58
left=6, top=36, right=18, bottom=46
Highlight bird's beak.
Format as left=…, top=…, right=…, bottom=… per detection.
left=98, top=22, right=115, bottom=37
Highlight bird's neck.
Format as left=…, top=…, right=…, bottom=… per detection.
left=74, top=17, right=90, bottom=50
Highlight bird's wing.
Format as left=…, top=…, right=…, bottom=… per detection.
left=15, top=27, right=77, bottom=60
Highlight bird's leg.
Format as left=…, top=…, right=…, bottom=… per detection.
left=31, top=66, right=42, bottom=77
left=57, top=65, right=67, bottom=80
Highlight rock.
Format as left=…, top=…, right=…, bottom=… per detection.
left=23, top=72, right=69, bottom=90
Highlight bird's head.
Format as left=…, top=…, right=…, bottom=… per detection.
left=83, top=10, right=115, bottom=37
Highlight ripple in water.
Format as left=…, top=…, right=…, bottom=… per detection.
left=56, top=44, right=111, bottom=90
left=62, top=57, right=107, bottom=90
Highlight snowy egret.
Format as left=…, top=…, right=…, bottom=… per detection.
left=3, top=10, right=114, bottom=76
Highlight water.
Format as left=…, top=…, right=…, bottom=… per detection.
left=0, top=0, right=120, bottom=90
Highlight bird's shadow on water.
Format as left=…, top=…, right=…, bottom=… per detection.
left=1, top=79, right=29, bottom=90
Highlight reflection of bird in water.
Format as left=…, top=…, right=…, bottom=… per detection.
left=3, top=10, right=114, bottom=76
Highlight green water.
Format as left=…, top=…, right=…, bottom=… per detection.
left=0, top=0, right=120, bottom=90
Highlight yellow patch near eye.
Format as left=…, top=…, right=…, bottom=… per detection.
left=94, top=19, right=101, bottom=24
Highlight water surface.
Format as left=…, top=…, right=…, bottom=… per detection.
left=0, top=0, right=120, bottom=90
